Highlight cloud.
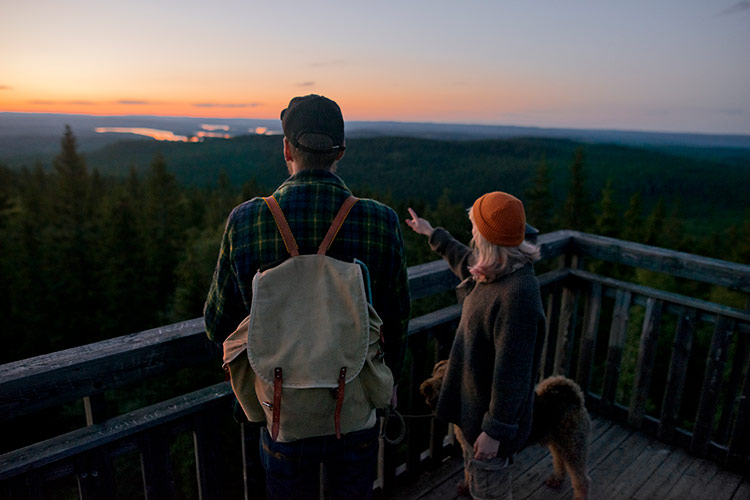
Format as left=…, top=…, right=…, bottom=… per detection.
left=29, top=100, right=56, bottom=105
left=720, top=2, right=750, bottom=15
left=67, top=100, right=95, bottom=105
left=0, top=85, right=10, bottom=90
left=192, top=102, right=261, bottom=108
left=117, top=99, right=150, bottom=105
left=297, top=81, right=316, bottom=87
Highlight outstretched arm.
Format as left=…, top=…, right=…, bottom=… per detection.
left=405, top=208, right=435, bottom=237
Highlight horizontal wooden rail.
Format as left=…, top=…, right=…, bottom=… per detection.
left=568, top=231, right=750, bottom=292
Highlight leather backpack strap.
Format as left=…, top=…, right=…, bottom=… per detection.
left=263, top=196, right=300, bottom=257
left=318, top=196, right=359, bottom=255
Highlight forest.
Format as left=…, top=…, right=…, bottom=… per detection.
left=1, top=126, right=749, bottom=365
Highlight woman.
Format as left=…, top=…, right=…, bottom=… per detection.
left=406, top=192, right=547, bottom=499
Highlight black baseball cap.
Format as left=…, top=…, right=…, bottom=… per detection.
left=280, top=94, right=345, bottom=153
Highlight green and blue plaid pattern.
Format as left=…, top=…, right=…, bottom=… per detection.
left=204, top=169, right=410, bottom=381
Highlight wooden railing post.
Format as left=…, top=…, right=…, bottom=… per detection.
left=600, top=290, right=632, bottom=417
left=540, top=284, right=562, bottom=380
left=691, top=316, right=735, bottom=456
left=241, top=423, right=266, bottom=499
left=554, top=286, right=580, bottom=377
left=658, top=307, right=696, bottom=442
left=727, top=351, right=750, bottom=470
left=576, top=282, right=601, bottom=394
left=193, top=408, right=224, bottom=500
left=140, top=429, right=177, bottom=500
left=628, top=298, right=663, bottom=428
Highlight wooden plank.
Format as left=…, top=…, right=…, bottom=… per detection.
left=569, top=269, right=750, bottom=324
left=75, top=450, right=115, bottom=500
left=83, top=393, right=107, bottom=426
left=692, top=316, right=735, bottom=456
left=716, top=332, right=750, bottom=444
left=600, top=290, right=632, bottom=418
left=193, top=409, right=223, bottom=500
left=628, top=298, right=663, bottom=428
left=658, top=307, right=696, bottom=443
left=240, top=423, right=266, bottom=500
left=139, top=429, right=176, bottom=500
left=599, top=440, right=673, bottom=499
left=0, top=383, right=233, bottom=481
left=388, top=457, right=463, bottom=500
left=0, top=318, right=218, bottom=420
left=576, top=283, right=602, bottom=394
left=549, top=430, right=652, bottom=500
left=701, top=468, right=745, bottom=500
left=406, top=260, right=460, bottom=301
left=407, top=304, right=462, bottom=337
left=541, top=285, right=562, bottom=380
left=553, top=286, right=579, bottom=377
left=514, top=418, right=626, bottom=498
left=630, top=446, right=694, bottom=500
left=732, top=480, right=750, bottom=500
left=727, top=345, right=750, bottom=470
left=406, top=333, right=430, bottom=478
left=536, top=230, right=575, bottom=262
left=668, top=457, right=721, bottom=499
left=569, top=231, right=750, bottom=293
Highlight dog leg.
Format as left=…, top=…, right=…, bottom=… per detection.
left=556, top=435, right=590, bottom=500
left=544, top=444, right=566, bottom=489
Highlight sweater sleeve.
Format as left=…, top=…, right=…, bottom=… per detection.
left=428, top=228, right=473, bottom=282
left=204, top=210, right=249, bottom=344
left=481, top=278, right=540, bottom=443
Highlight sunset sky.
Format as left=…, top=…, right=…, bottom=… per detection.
left=1, top=1, right=749, bottom=135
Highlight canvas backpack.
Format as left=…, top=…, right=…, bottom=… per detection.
left=222, top=195, right=394, bottom=442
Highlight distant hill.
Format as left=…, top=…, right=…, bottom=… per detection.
left=2, top=112, right=748, bottom=234
left=2, top=112, right=750, bottom=165
left=64, top=134, right=748, bottom=233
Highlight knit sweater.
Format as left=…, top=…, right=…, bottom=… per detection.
left=430, top=228, right=546, bottom=457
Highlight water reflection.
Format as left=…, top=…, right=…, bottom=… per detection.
left=94, top=127, right=198, bottom=142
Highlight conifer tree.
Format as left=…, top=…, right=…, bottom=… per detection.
left=47, top=126, right=102, bottom=346
left=622, top=192, right=644, bottom=242
left=643, top=198, right=666, bottom=246
left=524, top=154, right=554, bottom=232
left=595, top=178, right=621, bottom=238
left=142, top=152, right=185, bottom=318
left=557, top=148, right=593, bottom=231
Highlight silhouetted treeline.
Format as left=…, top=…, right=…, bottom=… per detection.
left=1, top=128, right=749, bottom=363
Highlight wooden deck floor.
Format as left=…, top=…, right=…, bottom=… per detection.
left=390, top=416, right=749, bottom=500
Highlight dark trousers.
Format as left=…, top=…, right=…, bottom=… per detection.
left=259, top=424, right=379, bottom=500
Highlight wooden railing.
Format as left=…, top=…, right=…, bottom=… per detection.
left=1, top=230, right=748, bottom=498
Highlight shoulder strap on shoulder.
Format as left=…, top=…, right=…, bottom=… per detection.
left=318, top=196, right=359, bottom=255
left=263, top=196, right=299, bottom=257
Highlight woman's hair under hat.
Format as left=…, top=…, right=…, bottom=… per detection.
left=471, top=191, right=526, bottom=247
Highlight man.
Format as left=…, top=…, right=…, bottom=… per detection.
left=204, top=94, right=410, bottom=499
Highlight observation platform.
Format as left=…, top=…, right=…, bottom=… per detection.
left=1, top=230, right=749, bottom=499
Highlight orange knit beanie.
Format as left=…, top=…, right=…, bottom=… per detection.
left=471, top=191, right=526, bottom=246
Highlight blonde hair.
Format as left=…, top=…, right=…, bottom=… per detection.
left=468, top=210, right=540, bottom=282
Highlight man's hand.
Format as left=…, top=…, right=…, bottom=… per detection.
left=406, top=208, right=435, bottom=237
left=473, top=431, right=499, bottom=460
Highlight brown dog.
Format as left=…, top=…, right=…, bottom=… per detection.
left=420, top=360, right=591, bottom=500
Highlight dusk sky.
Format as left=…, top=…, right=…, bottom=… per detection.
left=1, top=1, right=749, bottom=135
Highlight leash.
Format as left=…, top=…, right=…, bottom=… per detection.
left=380, top=405, right=436, bottom=446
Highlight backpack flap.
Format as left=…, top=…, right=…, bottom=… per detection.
left=247, top=254, right=370, bottom=388
left=222, top=316, right=265, bottom=422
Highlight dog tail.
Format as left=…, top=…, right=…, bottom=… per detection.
left=528, top=376, right=586, bottom=444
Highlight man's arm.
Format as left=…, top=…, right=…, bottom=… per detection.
left=378, top=210, right=411, bottom=385
left=204, top=213, right=247, bottom=344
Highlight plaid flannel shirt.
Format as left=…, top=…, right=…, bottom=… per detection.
left=204, top=169, right=410, bottom=382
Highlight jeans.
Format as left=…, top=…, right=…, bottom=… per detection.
left=259, top=424, right=379, bottom=500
